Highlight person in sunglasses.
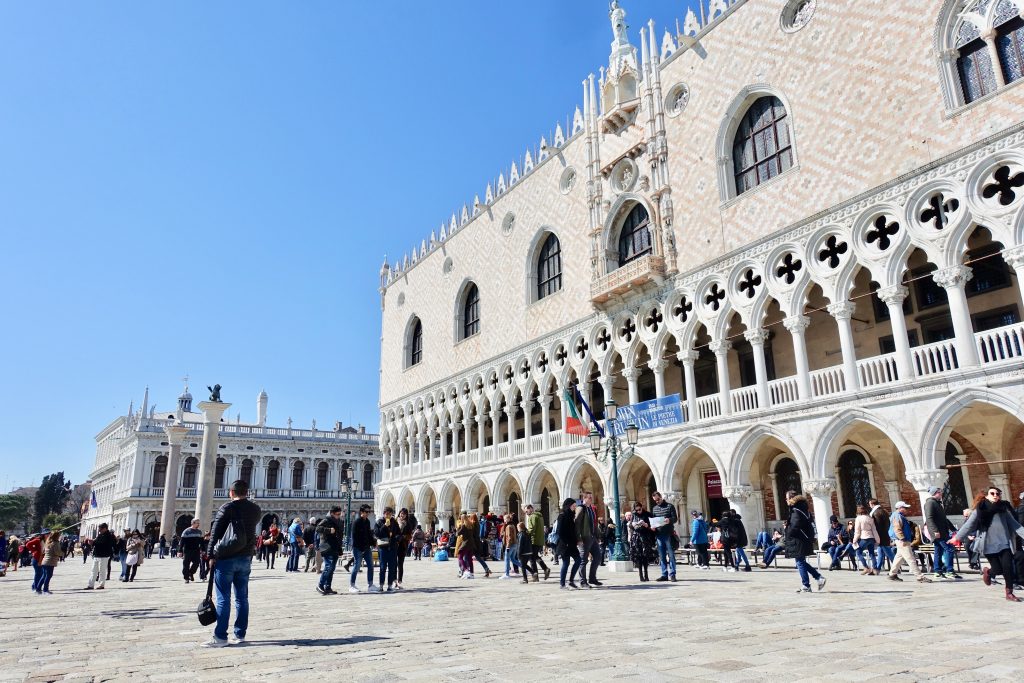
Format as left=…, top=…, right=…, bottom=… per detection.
left=955, top=486, right=1024, bottom=602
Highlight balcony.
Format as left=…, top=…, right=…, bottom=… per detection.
left=129, top=487, right=373, bottom=501
left=591, top=254, right=666, bottom=305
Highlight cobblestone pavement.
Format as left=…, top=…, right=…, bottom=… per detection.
left=2, top=554, right=1023, bottom=682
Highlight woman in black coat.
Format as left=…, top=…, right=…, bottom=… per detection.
left=785, top=493, right=826, bottom=593
left=556, top=498, right=582, bottom=589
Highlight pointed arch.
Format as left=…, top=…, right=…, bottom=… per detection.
left=663, top=436, right=727, bottom=490
left=729, top=423, right=810, bottom=486
left=918, top=387, right=1024, bottom=471
left=716, top=85, right=798, bottom=201
left=525, top=462, right=561, bottom=504
left=811, top=407, right=916, bottom=478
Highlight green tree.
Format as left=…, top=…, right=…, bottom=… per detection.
left=33, top=472, right=71, bottom=531
left=0, top=494, right=30, bottom=532
left=41, top=512, right=79, bottom=532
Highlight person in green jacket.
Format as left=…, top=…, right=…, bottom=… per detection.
left=524, top=504, right=550, bottom=581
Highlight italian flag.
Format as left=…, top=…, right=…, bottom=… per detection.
left=564, top=388, right=591, bottom=436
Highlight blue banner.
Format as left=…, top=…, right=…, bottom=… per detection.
left=607, top=394, right=685, bottom=435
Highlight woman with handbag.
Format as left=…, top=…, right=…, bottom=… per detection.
left=454, top=513, right=477, bottom=579
left=394, top=508, right=413, bottom=588
left=627, top=503, right=654, bottom=582
left=373, top=507, right=402, bottom=592
left=125, top=531, right=144, bottom=582
left=955, top=486, right=1024, bottom=602
left=262, top=525, right=279, bottom=569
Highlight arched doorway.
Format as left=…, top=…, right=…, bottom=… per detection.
left=175, top=513, right=192, bottom=537
left=540, top=488, right=552, bottom=526
left=774, top=457, right=802, bottom=519
left=508, top=491, right=521, bottom=521
left=943, top=441, right=969, bottom=515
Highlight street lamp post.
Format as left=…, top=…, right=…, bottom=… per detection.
left=588, top=400, right=639, bottom=564
left=341, top=478, right=358, bottom=551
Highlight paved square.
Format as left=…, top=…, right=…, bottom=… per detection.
left=2, top=555, right=1023, bottom=682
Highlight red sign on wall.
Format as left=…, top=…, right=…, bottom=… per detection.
left=704, top=472, right=722, bottom=499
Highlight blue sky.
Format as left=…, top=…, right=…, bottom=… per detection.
left=0, top=0, right=700, bottom=489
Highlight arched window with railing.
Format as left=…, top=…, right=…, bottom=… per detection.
left=182, top=456, right=198, bottom=489
left=537, top=233, right=562, bottom=300
left=316, top=462, right=329, bottom=491
left=152, top=455, right=167, bottom=488
left=214, top=457, right=227, bottom=489
left=266, top=460, right=280, bottom=490
left=240, top=458, right=254, bottom=487
left=732, top=96, right=793, bottom=196
left=362, top=463, right=374, bottom=491
left=617, top=204, right=652, bottom=267
left=940, top=0, right=1024, bottom=107
left=292, top=461, right=304, bottom=490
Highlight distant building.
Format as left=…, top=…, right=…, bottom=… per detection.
left=80, top=385, right=380, bottom=537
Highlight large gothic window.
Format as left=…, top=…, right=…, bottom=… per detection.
left=733, top=96, right=793, bottom=195
left=266, top=460, right=280, bottom=489
left=214, top=457, right=227, bottom=489
left=182, top=456, right=198, bottom=489
left=950, top=1, right=1023, bottom=105
left=152, top=455, right=167, bottom=488
left=617, top=204, right=652, bottom=267
left=292, top=461, right=304, bottom=490
left=362, top=463, right=374, bottom=491
left=316, top=462, right=329, bottom=491
left=774, top=456, right=802, bottom=519
left=837, top=450, right=873, bottom=517
left=461, top=283, right=480, bottom=339
left=240, top=458, right=254, bottom=487
left=537, top=233, right=562, bottom=300
left=409, top=318, right=423, bottom=367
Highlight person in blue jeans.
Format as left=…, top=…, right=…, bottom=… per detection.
left=924, top=486, right=961, bottom=579
left=315, top=506, right=344, bottom=595
left=869, top=499, right=896, bottom=570
left=759, top=526, right=786, bottom=567
left=349, top=505, right=376, bottom=592
left=650, top=491, right=678, bottom=581
left=203, top=480, right=262, bottom=648
left=373, top=507, right=401, bottom=591
left=784, top=490, right=827, bottom=593
left=286, top=518, right=303, bottom=572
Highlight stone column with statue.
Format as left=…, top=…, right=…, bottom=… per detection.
left=160, top=423, right=189, bottom=538
left=194, top=385, right=231, bottom=531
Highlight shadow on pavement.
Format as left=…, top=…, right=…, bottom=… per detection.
left=245, top=636, right=389, bottom=647
left=100, top=607, right=189, bottom=620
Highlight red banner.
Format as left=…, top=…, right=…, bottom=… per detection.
left=704, top=472, right=722, bottom=499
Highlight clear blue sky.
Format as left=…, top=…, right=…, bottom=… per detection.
left=0, top=1, right=700, bottom=489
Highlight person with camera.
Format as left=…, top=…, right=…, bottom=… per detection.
left=373, top=507, right=402, bottom=592
left=203, top=480, right=261, bottom=648
left=315, top=507, right=344, bottom=595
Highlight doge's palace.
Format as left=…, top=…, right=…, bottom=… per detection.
left=375, top=0, right=1024, bottom=537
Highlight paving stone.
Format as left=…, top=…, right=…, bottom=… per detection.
left=3, top=558, right=1024, bottom=680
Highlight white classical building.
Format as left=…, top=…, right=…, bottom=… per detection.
left=374, top=0, right=1024, bottom=536
left=80, top=386, right=379, bottom=538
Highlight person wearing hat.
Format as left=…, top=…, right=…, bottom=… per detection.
left=923, top=486, right=960, bottom=580
left=689, top=510, right=710, bottom=570
left=887, top=501, right=931, bottom=583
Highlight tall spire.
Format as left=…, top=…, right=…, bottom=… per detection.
left=140, top=386, right=149, bottom=419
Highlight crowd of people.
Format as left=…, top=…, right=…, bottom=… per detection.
left=7, top=477, right=1024, bottom=648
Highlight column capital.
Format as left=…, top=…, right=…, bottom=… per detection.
left=905, top=469, right=948, bottom=492
left=783, top=315, right=811, bottom=334
left=163, top=424, right=189, bottom=445
left=827, top=301, right=856, bottom=321
left=677, top=350, right=699, bottom=364
left=709, top=340, right=731, bottom=355
left=198, top=401, right=231, bottom=424
left=878, top=284, right=909, bottom=306
left=743, top=327, right=768, bottom=345
left=1003, top=245, right=1024, bottom=270
left=661, top=490, right=682, bottom=505
left=622, top=367, right=641, bottom=381
left=490, top=409, right=501, bottom=420
left=932, top=265, right=973, bottom=290
left=522, top=399, right=535, bottom=411
left=722, top=485, right=753, bottom=502
left=803, top=478, right=837, bottom=496
left=648, top=359, right=668, bottom=373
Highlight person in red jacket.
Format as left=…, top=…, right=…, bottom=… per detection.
left=25, top=532, right=46, bottom=593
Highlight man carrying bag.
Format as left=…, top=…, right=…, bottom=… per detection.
left=202, top=479, right=261, bottom=647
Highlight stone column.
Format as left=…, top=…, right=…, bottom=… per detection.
left=883, top=482, right=901, bottom=508
left=476, top=412, right=486, bottom=457
left=907, top=469, right=949, bottom=515
left=803, top=478, right=836, bottom=544
left=160, top=424, right=188, bottom=536
left=1003, top=246, right=1024, bottom=303
left=991, top=473, right=1010, bottom=494
left=195, top=400, right=231, bottom=531
left=983, top=28, right=1008, bottom=88
left=464, top=415, right=473, bottom=455
left=678, top=350, right=698, bottom=421
left=722, top=485, right=755, bottom=538
left=827, top=301, right=861, bottom=393
left=523, top=400, right=534, bottom=452
left=710, top=340, right=732, bottom=416
left=436, top=509, right=453, bottom=532
left=933, top=265, right=980, bottom=368
left=439, top=425, right=449, bottom=461
left=649, top=359, right=667, bottom=399
left=784, top=315, right=812, bottom=400
left=664, top=491, right=684, bottom=534
left=879, top=285, right=915, bottom=381
left=623, top=368, right=641, bottom=406
left=744, top=328, right=770, bottom=409
left=540, top=394, right=552, bottom=450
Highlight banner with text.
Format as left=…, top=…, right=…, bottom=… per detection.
left=606, top=394, right=685, bottom=436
